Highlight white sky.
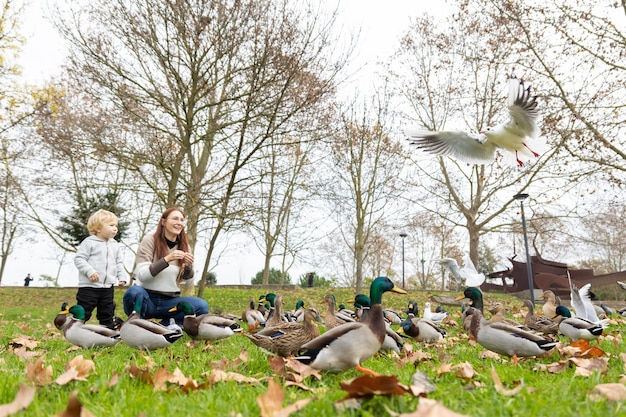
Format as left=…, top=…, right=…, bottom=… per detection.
left=5, top=0, right=451, bottom=287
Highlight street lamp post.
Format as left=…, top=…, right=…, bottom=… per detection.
left=421, top=259, right=425, bottom=288
left=514, top=193, right=535, bottom=306
left=400, top=233, right=407, bottom=289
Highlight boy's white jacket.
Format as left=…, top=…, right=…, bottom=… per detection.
left=74, top=236, right=128, bottom=287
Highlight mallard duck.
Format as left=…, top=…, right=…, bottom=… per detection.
left=553, top=305, right=608, bottom=342
left=322, top=294, right=353, bottom=330
left=487, top=302, right=526, bottom=328
left=295, top=277, right=407, bottom=373
left=262, top=293, right=288, bottom=329
left=405, top=300, right=419, bottom=319
left=244, top=308, right=322, bottom=357
left=455, top=287, right=484, bottom=313
left=383, top=308, right=403, bottom=325
left=423, top=302, right=447, bottom=323
left=522, top=299, right=559, bottom=334
left=168, top=302, right=241, bottom=341
left=120, top=298, right=184, bottom=350
left=399, top=317, right=445, bottom=343
left=336, top=304, right=356, bottom=323
left=538, top=290, right=557, bottom=318
left=469, top=309, right=557, bottom=364
left=243, top=296, right=266, bottom=331
left=352, top=294, right=405, bottom=353
left=54, top=304, right=120, bottom=348
left=288, top=300, right=305, bottom=322
left=462, top=305, right=476, bottom=334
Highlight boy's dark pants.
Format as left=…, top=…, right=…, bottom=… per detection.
left=76, top=287, right=116, bottom=329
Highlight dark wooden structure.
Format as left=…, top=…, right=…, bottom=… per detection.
left=483, top=254, right=626, bottom=297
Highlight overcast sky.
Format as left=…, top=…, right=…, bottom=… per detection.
left=7, top=0, right=451, bottom=286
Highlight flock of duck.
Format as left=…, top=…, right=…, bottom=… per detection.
left=53, top=276, right=613, bottom=373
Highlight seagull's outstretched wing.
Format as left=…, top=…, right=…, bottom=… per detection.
left=439, top=258, right=463, bottom=281
left=460, top=254, right=485, bottom=287
left=506, top=76, right=539, bottom=138
left=406, top=130, right=496, bottom=164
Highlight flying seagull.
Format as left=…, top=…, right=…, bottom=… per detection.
left=440, top=254, right=485, bottom=288
left=406, top=75, right=541, bottom=166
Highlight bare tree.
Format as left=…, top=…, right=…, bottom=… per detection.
left=48, top=0, right=348, bottom=295
left=389, top=5, right=578, bottom=270
left=323, top=92, right=407, bottom=294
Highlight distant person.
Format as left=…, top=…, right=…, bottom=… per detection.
left=123, top=207, right=208, bottom=327
left=74, top=209, right=128, bottom=330
left=24, top=273, right=34, bottom=287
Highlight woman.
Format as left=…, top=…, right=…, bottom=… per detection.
left=123, top=207, right=209, bottom=326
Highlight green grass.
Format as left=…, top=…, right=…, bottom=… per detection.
left=1, top=286, right=626, bottom=416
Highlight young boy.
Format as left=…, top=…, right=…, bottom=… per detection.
left=74, top=209, right=128, bottom=330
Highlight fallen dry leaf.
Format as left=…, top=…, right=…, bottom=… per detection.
left=454, top=362, right=475, bottom=382
left=410, top=370, right=436, bottom=395
left=54, top=391, right=96, bottom=417
left=11, top=336, right=38, bottom=350
left=569, top=357, right=609, bottom=377
left=25, top=357, right=53, bottom=386
left=55, top=356, right=95, bottom=385
left=340, top=374, right=410, bottom=400
left=589, top=383, right=626, bottom=401
left=536, top=360, right=568, bottom=374
left=386, top=397, right=469, bottom=417
left=436, top=363, right=453, bottom=376
left=400, top=350, right=433, bottom=366
left=490, top=366, right=523, bottom=396
left=0, top=384, right=36, bottom=417
left=11, top=346, right=42, bottom=360
left=207, top=369, right=261, bottom=384
left=257, top=379, right=312, bottom=417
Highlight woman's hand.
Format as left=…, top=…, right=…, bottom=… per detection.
left=166, top=250, right=194, bottom=265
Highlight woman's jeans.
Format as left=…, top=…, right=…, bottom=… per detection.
left=122, top=285, right=209, bottom=326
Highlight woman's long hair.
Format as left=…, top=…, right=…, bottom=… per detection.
left=153, top=207, right=190, bottom=260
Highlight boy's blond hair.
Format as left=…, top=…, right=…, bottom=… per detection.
left=87, top=209, right=118, bottom=235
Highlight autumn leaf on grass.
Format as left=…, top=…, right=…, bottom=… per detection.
left=153, top=367, right=201, bottom=392
left=569, top=357, right=609, bottom=377
left=454, top=362, right=475, bottom=382
left=339, top=374, right=411, bottom=401
left=269, top=357, right=321, bottom=382
left=0, top=383, right=36, bottom=417
left=561, top=339, right=606, bottom=358
left=257, top=379, right=312, bottom=417
left=408, top=370, right=436, bottom=396
left=56, top=356, right=95, bottom=385
left=385, top=397, right=469, bottom=417
left=126, top=364, right=153, bottom=384
left=207, top=369, right=261, bottom=385
left=589, top=383, right=626, bottom=401
left=11, top=344, right=42, bottom=360
left=53, top=391, right=96, bottom=417
left=535, top=360, right=568, bottom=374
left=11, top=336, right=38, bottom=350
left=399, top=349, right=432, bottom=367
left=25, top=357, right=53, bottom=386
left=490, top=366, right=523, bottom=396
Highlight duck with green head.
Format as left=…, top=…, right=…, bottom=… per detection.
left=351, top=293, right=406, bottom=353
left=553, top=305, right=608, bottom=342
left=456, top=287, right=484, bottom=313
left=469, top=308, right=557, bottom=364
left=54, top=303, right=120, bottom=348
left=120, top=297, right=184, bottom=350
left=169, top=301, right=241, bottom=341
left=399, top=316, right=446, bottom=344
left=296, top=277, right=407, bottom=374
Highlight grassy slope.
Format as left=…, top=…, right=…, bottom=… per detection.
left=0, top=286, right=625, bottom=417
